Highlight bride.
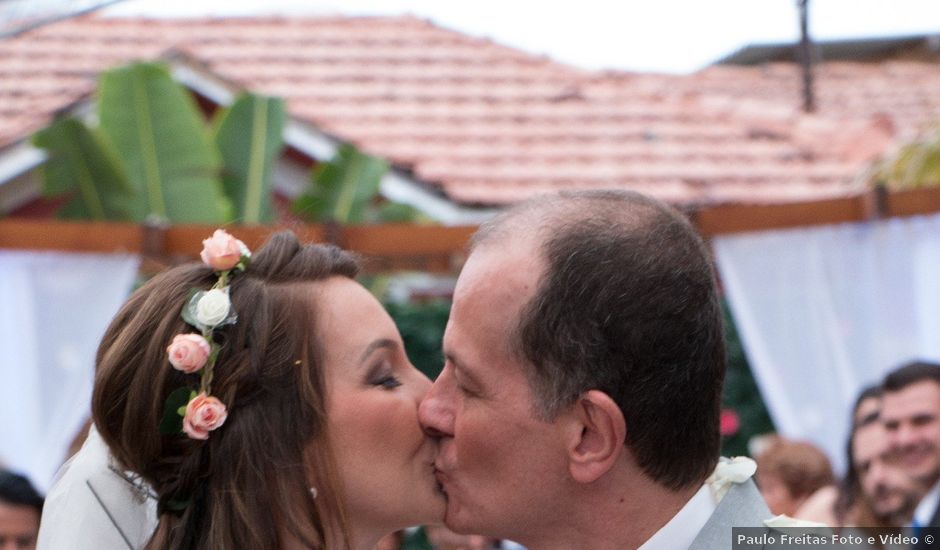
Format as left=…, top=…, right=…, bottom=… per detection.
left=38, top=230, right=444, bottom=549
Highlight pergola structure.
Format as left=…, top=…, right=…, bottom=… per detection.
left=4, top=185, right=939, bottom=275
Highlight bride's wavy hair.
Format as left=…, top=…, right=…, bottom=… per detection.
left=92, top=231, right=359, bottom=550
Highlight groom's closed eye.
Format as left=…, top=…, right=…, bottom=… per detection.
left=448, top=356, right=484, bottom=397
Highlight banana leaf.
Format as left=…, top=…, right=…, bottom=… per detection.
left=32, top=117, right=134, bottom=220
left=212, top=93, right=285, bottom=224
left=293, top=144, right=388, bottom=223
left=878, top=140, right=940, bottom=190
left=98, top=62, right=231, bottom=223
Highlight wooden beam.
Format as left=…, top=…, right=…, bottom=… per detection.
left=162, top=224, right=327, bottom=258
left=4, top=187, right=940, bottom=266
left=0, top=219, right=475, bottom=273
left=0, top=218, right=141, bottom=253
left=885, top=187, right=940, bottom=217
left=693, top=196, right=869, bottom=236
left=342, top=224, right=475, bottom=256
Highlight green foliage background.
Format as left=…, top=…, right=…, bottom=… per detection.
left=384, top=300, right=451, bottom=380
left=720, top=301, right=776, bottom=457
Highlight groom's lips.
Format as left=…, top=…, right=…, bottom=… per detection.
left=433, top=465, right=450, bottom=493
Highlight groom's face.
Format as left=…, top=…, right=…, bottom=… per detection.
left=419, top=239, right=570, bottom=539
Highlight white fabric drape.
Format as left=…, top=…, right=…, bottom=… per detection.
left=0, top=250, right=138, bottom=492
left=713, top=213, right=940, bottom=471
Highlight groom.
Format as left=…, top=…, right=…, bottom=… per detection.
left=419, top=190, right=773, bottom=549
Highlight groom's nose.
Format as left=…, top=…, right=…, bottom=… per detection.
left=418, top=366, right=456, bottom=438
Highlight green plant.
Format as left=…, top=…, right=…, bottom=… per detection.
left=97, top=62, right=230, bottom=222
left=33, top=62, right=284, bottom=224
left=383, top=300, right=450, bottom=380
left=720, top=300, right=775, bottom=457
left=871, top=124, right=940, bottom=190
left=293, top=144, right=429, bottom=224
left=33, top=118, right=134, bottom=219
left=213, top=94, right=285, bottom=223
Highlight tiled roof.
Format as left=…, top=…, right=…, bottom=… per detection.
left=2, top=14, right=939, bottom=209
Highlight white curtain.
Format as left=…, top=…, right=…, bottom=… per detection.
left=713, top=213, right=940, bottom=472
left=0, top=250, right=139, bottom=492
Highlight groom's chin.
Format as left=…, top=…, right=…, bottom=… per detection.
left=441, top=502, right=485, bottom=538
left=441, top=502, right=470, bottom=534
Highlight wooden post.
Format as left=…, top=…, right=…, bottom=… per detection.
left=797, top=0, right=816, bottom=113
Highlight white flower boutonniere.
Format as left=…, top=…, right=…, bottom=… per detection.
left=706, top=456, right=757, bottom=503
left=763, top=515, right=829, bottom=529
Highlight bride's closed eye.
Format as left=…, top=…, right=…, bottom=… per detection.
left=372, top=372, right=402, bottom=389
left=366, top=359, right=403, bottom=389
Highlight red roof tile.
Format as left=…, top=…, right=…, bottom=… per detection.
left=2, top=14, right=939, bottom=209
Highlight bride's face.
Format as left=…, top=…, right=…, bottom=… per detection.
left=315, top=277, right=445, bottom=535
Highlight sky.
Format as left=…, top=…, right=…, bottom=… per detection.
left=98, top=0, right=940, bottom=73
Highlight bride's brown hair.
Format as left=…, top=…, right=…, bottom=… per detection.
left=92, top=231, right=359, bottom=549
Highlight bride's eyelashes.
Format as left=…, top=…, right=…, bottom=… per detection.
left=374, top=373, right=403, bottom=389
left=365, top=359, right=403, bottom=389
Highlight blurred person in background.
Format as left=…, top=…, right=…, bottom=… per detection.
left=852, top=422, right=919, bottom=527
left=755, top=436, right=834, bottom=516
left=0, top=470, right=43, bottom=550
left=881, top=361, right=940, bottom=547
left=798, top=386, right=919, bottom=529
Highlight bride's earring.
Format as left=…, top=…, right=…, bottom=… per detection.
left=309, top=487, right=318, bottom=499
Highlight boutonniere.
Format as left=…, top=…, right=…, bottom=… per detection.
left=706, top=456, right=757, bottom=502
left=763, top=514, right=830, bottom=530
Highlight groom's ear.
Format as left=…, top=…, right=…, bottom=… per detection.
left=563, top=390, right=626, bottom=484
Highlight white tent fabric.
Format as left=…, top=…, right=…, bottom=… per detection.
left=713, top=213, right=940, bottom=471
left=0, top=250, right=138, bottom=492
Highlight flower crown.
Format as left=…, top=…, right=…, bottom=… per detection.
left=159, top=229, right=251, bottom=440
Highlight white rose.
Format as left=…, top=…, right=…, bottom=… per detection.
left=195, top=288, right=231, bottom=327
left=707, top=456, right=757, bottom=502
left=763, top=514, right=830, bottom=529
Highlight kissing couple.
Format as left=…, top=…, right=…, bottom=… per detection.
left=38, top=190, right=774, bottom=550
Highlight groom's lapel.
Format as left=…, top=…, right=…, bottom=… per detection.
left=688, top=478, right=772, bottom=550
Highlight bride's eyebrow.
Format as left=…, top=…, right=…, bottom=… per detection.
left=358, top=338, right=397, bottom=363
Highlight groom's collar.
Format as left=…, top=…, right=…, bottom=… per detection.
left=637, top=482, right=715, bottom=550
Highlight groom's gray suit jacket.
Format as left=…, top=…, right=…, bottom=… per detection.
left=689, top=478, right=774, bottom=550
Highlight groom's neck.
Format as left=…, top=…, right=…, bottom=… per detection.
left=522, top=465, right=701, bottom=550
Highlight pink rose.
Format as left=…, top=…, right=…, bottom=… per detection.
left=167, top=334, right=211, bottom=374
left=182, top=393, right=228, bottom=440
left=200, top=229, right=247, bottom=271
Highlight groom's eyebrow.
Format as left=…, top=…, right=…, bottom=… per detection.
left=359, top=338, right=397, bottom=363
